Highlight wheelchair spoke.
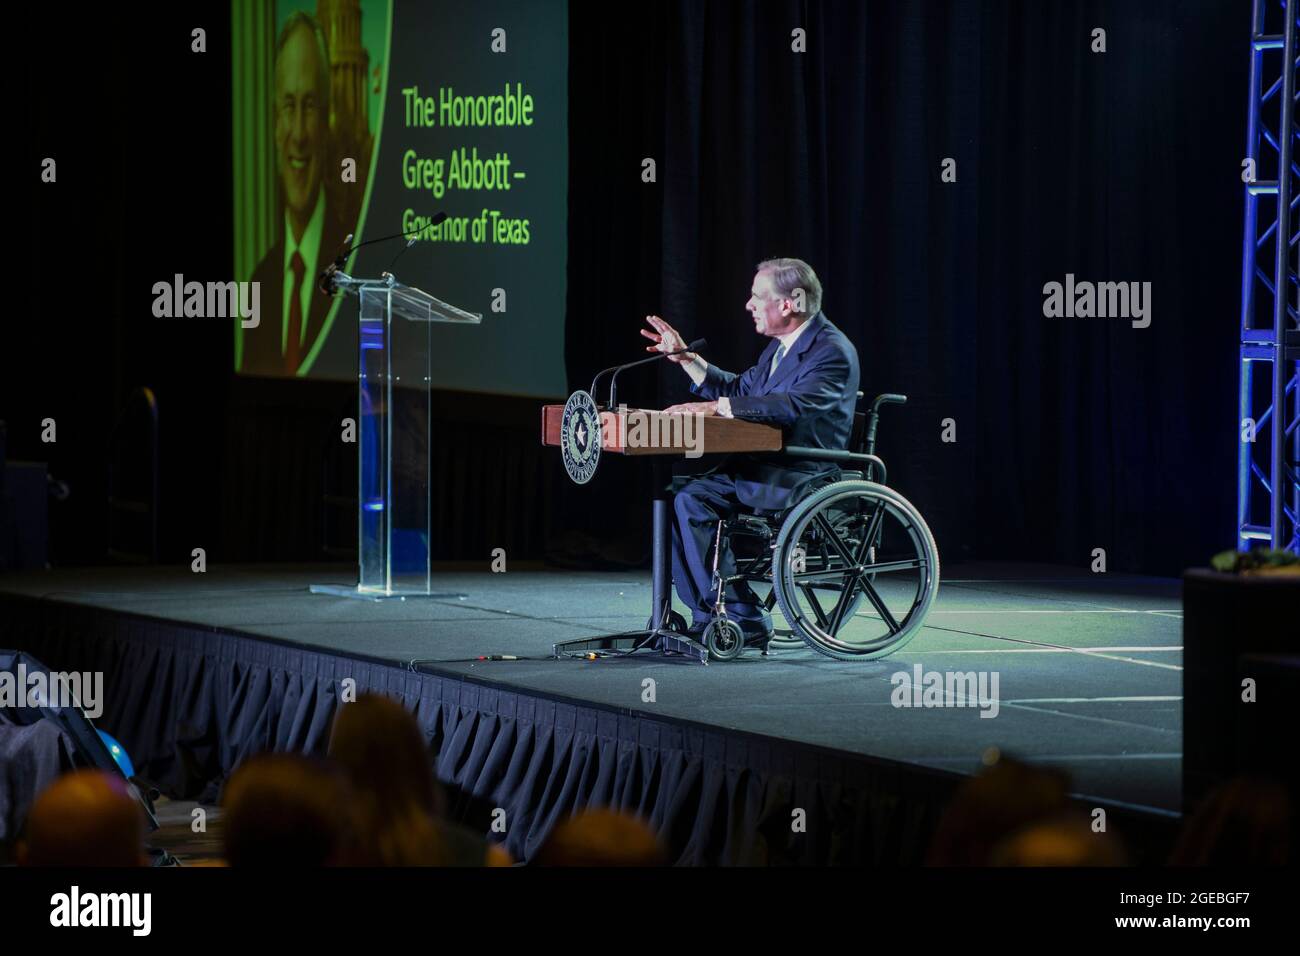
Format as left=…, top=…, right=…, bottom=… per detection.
left=857, top=579, right=901, bottom=634
left=813, top=512, right=856, bottom=565
left=798, top=584, right=831, bottom=628
left=827, top=572, right=861, bottom=636
left=791, top=567, right=858, bottom=584
left=852, top=503, right=885, bottom=565
left=859, top=557, right=923, bottom=575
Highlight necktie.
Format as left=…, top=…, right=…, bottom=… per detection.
left=769, top=342, right=787, bottom=379
left=285, top=252, right=306, bottom=375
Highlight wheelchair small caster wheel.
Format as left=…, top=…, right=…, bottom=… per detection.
left=703, top=619, right=744, bottom=662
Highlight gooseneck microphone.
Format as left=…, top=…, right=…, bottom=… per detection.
left=318, top=212, right=450, bottom=295
left=590, top=338, right=707, bottom=411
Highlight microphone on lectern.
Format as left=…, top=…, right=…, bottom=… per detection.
left=591, top=338, right=708, bottom=410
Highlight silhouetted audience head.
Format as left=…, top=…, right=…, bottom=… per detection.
left=927, top=754, right=1071, bottom=866
left=222, top=753, right=355, bottom=866
left=990, top=812, right=1127, bottom=866
left=19, top=769, right=147, bottom=867
left=533, top=808, right=668, bottom=866
left=328, top=693, right=448, bottom=865
left=1169, top=776, right=1293, bottom=866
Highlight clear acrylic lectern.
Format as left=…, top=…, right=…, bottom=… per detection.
left=311, top=271, right=482, bottom=599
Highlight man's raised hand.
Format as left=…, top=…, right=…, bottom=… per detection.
left=640, top=315, right=696, bottom=365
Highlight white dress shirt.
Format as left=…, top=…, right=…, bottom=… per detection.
left=683, top=317, right=813, bottom=418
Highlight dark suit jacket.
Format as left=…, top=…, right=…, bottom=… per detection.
left=241, top=199, right=352, bottom=378
left=688, top=311, right=861, bottom=512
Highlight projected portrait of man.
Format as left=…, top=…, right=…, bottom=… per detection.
left=241, top=11, right=352, bottom=377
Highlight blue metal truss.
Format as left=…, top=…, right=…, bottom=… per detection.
left=1238, top=0, right=1300, bottom=554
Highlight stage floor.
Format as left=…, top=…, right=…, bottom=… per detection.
left=0, top=560, right=1183, bottom=815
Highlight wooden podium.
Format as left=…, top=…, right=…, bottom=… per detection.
left=541, top=405, right=782, bottom=455
left=542, top=404, right=783, bottom=661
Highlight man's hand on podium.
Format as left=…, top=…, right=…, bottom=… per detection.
left=662, top=401, right=719, bottom=417
left=640, top=315, right=698, bottom=365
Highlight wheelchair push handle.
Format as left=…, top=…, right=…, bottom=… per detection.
left=863, top=393, right=907, bottom=457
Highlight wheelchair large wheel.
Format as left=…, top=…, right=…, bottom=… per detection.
left=771, top=480, right=939, bottom=660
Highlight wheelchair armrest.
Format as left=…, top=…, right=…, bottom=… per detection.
left=782, top=446, right=886, bottom=483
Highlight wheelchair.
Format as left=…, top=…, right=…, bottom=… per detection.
left=685, top=393, right=940, bottom=662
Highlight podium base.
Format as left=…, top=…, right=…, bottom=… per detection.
left=553, top=628, right=709, bottom=664
left=553, top=487, right=710, bottom=664
left=308, top=584, right=468, bottom=601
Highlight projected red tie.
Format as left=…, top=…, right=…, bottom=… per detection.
left=285, top=252, right=306, bottom=375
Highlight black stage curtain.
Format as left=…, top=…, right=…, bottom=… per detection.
left=567, top=0, right=1246, bottom=575
left=2, top=597, right=971, bottom=865
left=216, top=380, right=558, bottom=564
left=1, top=596, right=1180, bottom=863
left=16, top=1, right=1247, bottom=573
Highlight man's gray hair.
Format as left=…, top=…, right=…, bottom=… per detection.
left=756, top=257, right=822, bottom=317
left=276, top=11, right=331, bottom=114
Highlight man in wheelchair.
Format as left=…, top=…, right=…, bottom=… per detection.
left=642, top=257, right=861, bottom=648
